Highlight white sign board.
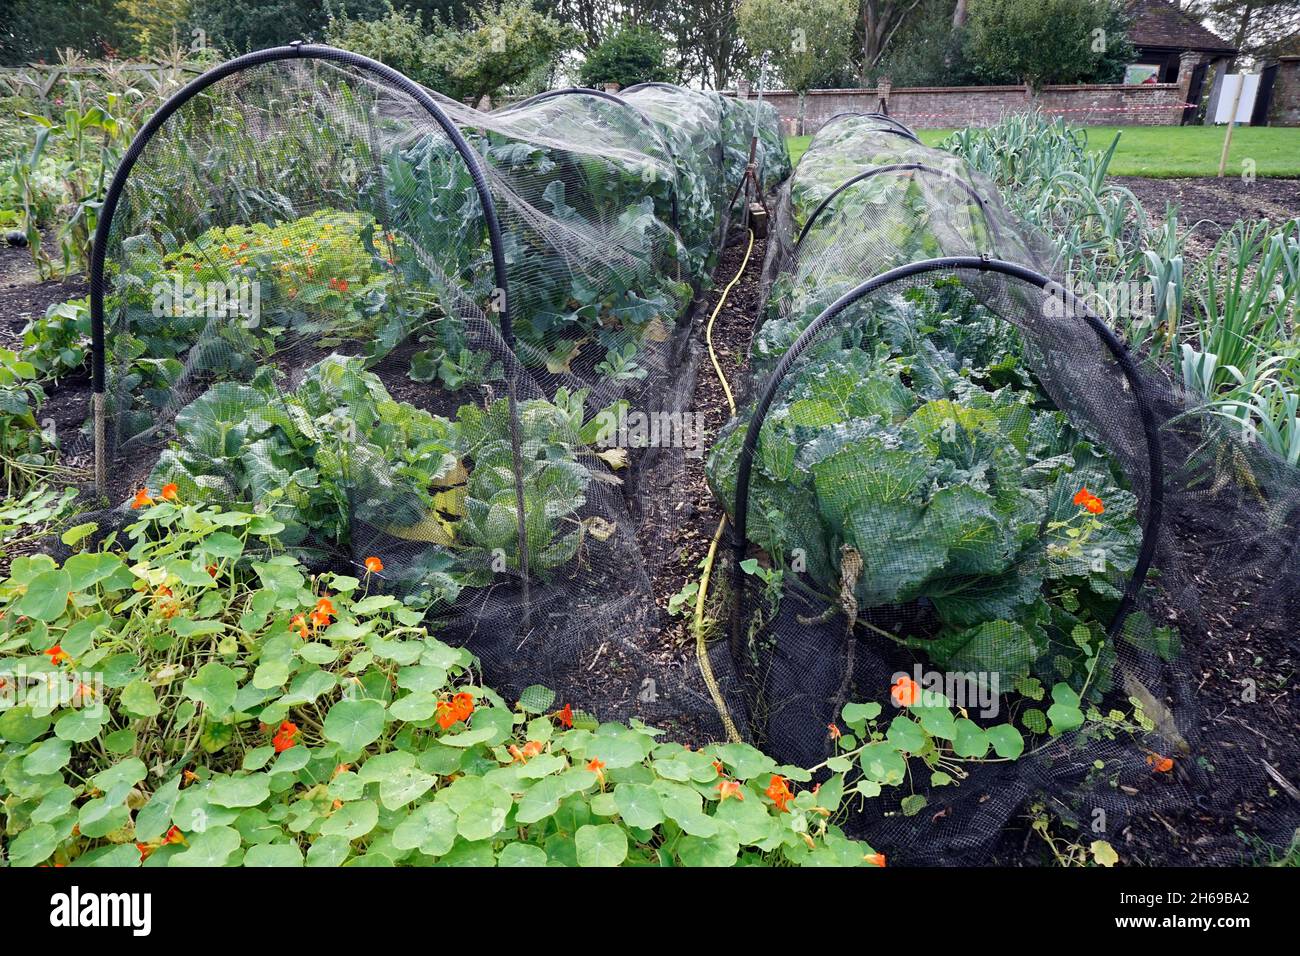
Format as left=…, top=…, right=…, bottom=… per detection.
left=1211, top=73, right=1259, bottom=124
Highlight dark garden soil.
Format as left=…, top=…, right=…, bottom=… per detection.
left=0, top=276, right=86, bottom=349
left=640, top=232, right=763, bottom=645
left=1112, top=175, right=1300, bottom=266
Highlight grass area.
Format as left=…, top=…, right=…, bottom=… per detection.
left=785, top=124, right=1300, bottom=178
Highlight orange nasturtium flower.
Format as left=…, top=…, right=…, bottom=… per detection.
left=45, top=645, right=71, bottom=666
left=272, top=721, right=299, bottom=753
left=451, top=692, right=475, bottom=722
left=315, top=597, right=336, bottom=617
left=164, top=826, right=186, bottom=846
left=765, top=775, right=794, bottom=812
left=586, top=757, right=606, bottom=785
left=289, top=613, right=310, bottom=638
left=827, top=723, right=842, bottom=741
left=891, top=674, right=920, bottom=708
left=1146, top=753, right=1174, bottom=773
left=436, top=693, right=475, bottom=730
left=716, top=780, right=744, bottom=802
left=130, top=488, right=154, bottom=509
left=364, top=556, right=384, bottom=573
left=508, top=740, right=544, bottom=763
left=1073, top=487, right=1105, bottom=514
left=865, top=852, right=887, bottom=867
left=555, top=703, right=574, bottom=728
left=160, top=482, right=179, bottom=501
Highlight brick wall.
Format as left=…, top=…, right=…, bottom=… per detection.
left=1268, top=57, right=1300, bottom=127
left=734, top=82, right=1190, bottom=133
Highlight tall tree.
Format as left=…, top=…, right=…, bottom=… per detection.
left=429, top=0, right=578, bottom=104
left=966, top=0, right=1135, bottom=88
left=0, top=0, right=133, bottom=62
left=578, top=22, right=671, bottom=87
left=549, top=0, right=671, bottom=52
left=861, top=0, right=925, bottom=79
left=1206, top=0, right=1300, bottom=63
left=737, top=0, right=856, bottom=131
left=671, top=0, right=746, bottom=89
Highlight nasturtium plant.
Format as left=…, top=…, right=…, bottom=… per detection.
left=0, top=504, right=950, bottom=868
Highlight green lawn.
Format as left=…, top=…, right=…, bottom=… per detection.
left=785, top=125, right=1300, bottom=178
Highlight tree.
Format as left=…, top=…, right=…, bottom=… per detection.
left=429, top=0, right=578, bottom=105
left=0, top=0, right=133, bottom=62
left=860, top=0, right=926, bottom=79
left=187, top=0, right=370, bottom=53
left=578, top=24, right=672, bottom=88
left=737, top=0, right=856, bottom=132
left=869, top=0, right=976, bottom=86
left=116, top=0, right=194, bottom=55
left=965, top=0, right=1135, bottom=88
left=326, top=7, right=449, bottom=89
left=1204, top=1, right=1300, bottom=65
left=668, top=0, right=745, bottom=89
left=549, top=0, right=673, bottom=52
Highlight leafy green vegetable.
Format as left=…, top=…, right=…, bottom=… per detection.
left=148, top=356, right=614, bottom=601
left=708, top=279, right=1141, bottom=695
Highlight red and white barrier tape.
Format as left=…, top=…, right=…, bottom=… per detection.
left=846, top=101, right=1198, bottom=122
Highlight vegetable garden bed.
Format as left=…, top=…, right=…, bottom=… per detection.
left=2, top=46, right=1297, bottom=868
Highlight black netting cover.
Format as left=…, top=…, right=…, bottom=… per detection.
left=703, top=114, right=1300, bottom=864
left=88, top=46, right=789, bottom=740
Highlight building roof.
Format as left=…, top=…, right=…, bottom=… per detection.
left=1126, top=0, right=1238, bottom=55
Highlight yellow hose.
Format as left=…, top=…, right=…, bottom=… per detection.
left=694, top=229, right=754, bottom=743
left=706, top=229, right=752, bottom=419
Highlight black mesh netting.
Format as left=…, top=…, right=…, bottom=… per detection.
left=87, top=46, right=788, bottom=741
left=702, top=114, right=1300, bottom=864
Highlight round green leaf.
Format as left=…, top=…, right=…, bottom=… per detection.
left=952, top=719, right=990, bottom=758
left=119, top=679, right=160, bottom=718
left=16, top=569, right=71, bottom=622
left=575, top=823, right=628, bottom=867
left=614, top=783, right=663, bottom=829
left=323, top=698, right=386, bottom=753
left=320, top=800, right=379, bottom=840
left=497, top=842, right=548, bottom=867
left=170, top=825, right=242, bottom=866
left=392, top=802, right=458, bottom=857
left=986, top=724, right=1025, bottom=759
left=244, top=843, right=304, bottom=867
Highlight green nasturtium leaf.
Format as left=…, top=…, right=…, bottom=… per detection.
left=574, top=823, right=628, bottom=867
left=323, top=698, right=387, bottom=752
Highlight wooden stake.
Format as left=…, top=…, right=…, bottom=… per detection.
left=1217, top=72, right=1247, bottom=178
